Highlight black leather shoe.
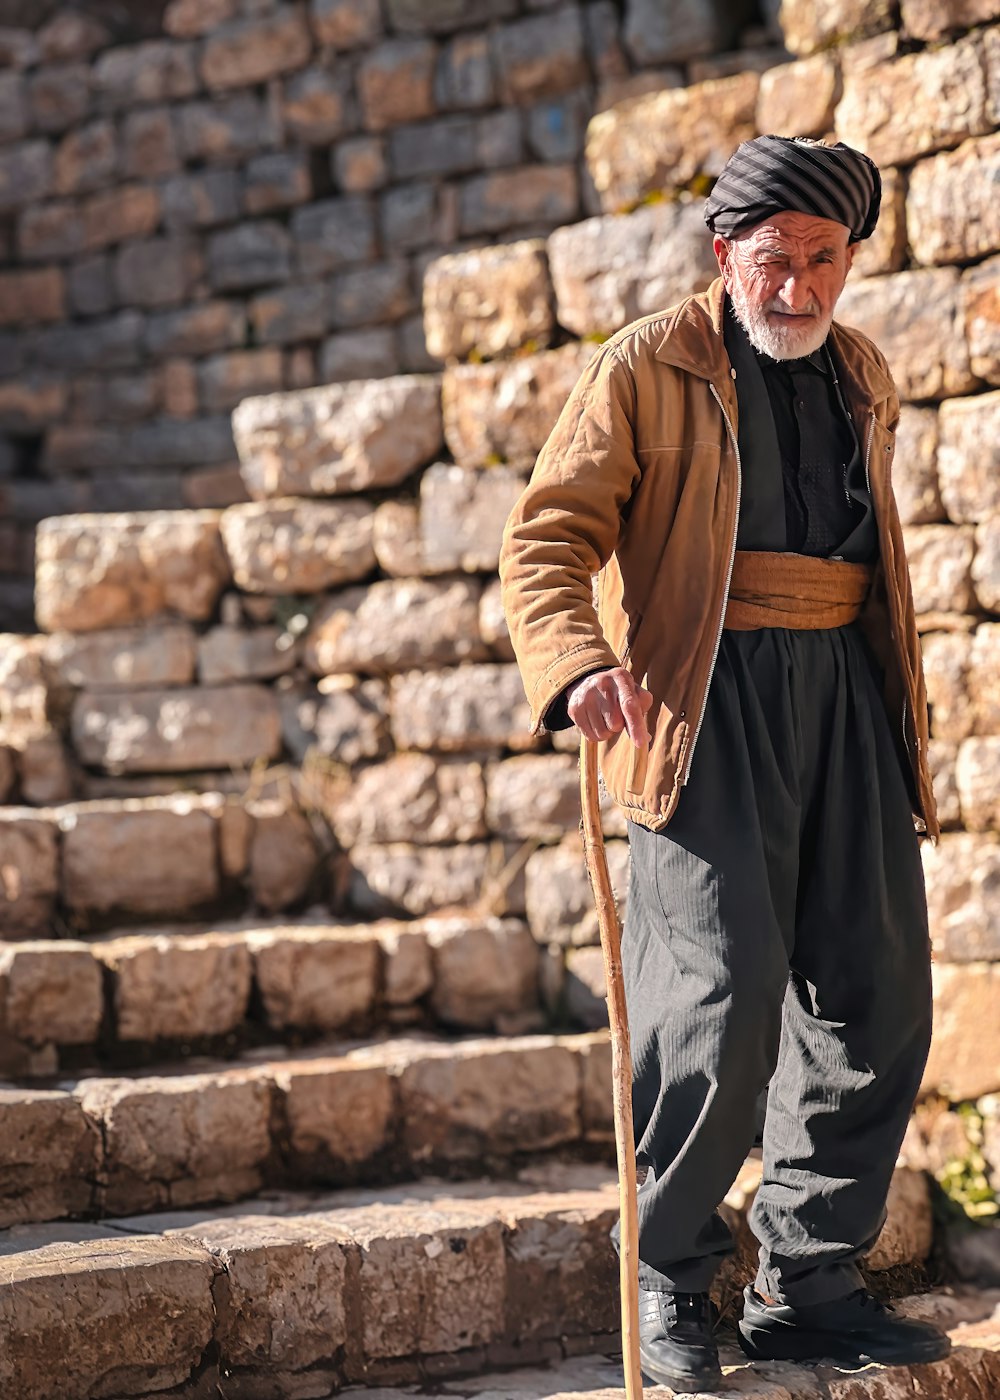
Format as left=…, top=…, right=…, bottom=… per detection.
left=638, top=1286, right=724, bottom=1392
left=738, top=1284, right=952, bottom=1367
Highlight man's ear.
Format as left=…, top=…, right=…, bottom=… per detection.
left=845, top=242, right=856, bottom=273
left=713, top=235, right=731, bottom=283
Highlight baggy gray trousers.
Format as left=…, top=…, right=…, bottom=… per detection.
left=610, top=620, right=933, bottom=1306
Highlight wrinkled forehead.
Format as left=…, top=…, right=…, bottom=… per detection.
left=731, top=210, right=852, bottom=254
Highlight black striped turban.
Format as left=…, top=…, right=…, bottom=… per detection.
left=704, top=135, right=881, bottom=243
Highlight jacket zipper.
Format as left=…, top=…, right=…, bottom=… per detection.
left=681, top=382, right=742, bottom=785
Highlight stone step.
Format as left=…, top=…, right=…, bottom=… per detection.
left=0, top=912, right=544, bottom=1077
left=0, top=1158, right=942, bottom=1400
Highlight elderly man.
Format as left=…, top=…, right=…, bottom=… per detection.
left=499, top=135, right=950, bottom=1391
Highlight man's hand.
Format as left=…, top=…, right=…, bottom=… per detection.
left=566, top=667, right=654, bottom=746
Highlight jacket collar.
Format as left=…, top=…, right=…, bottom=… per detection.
left=654, top=276, right=895, bottom=408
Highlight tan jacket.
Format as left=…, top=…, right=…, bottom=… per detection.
left=498, top=277, right=939, bottom=842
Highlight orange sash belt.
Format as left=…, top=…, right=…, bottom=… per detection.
left=723, top=550, right=875, bottom=630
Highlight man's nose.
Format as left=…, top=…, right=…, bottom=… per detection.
left=777, top=275, right=811, bottom=310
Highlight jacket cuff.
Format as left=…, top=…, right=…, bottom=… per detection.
left=542, top=665, right=614, bottom=730
left=529, top=643, right=621, bottom=734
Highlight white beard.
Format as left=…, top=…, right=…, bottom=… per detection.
left=727, top=275, right=833, bottom=361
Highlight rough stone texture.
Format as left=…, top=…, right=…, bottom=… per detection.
left=955, top=741, right=1000, bottom=836
left=282, top=66, right=352, bottom=146
left=525, top=833, right=631, bottom=947
left=276, top=1058, right=395, bottom=1174
left=973, top=516, right=1000, bottom=614
left=233, top=375, right=443, bottom=499
left=372, top=498, right=424, bottom=577
left=564, top=945, right=609, bottom=1029
left=548, top=200, right=717, bottom=338
left=937, top=392, right=1000, bottom=525
left=35, top=511, right=230, bottom=634
left=345, top=840, right=494, bottom=917
left=312, top=0, right=383, bottom=48
left=486, top=753, right=626, bottom=839
left=443, top=342, right=593, bottom=468
left=61, top=798, right=220, bottom=921
left=780, top=0, right=895, bottom=54
left=196, top=626, right=298, bottom=685
left=94, top=931, right=252, bottom=1042
left=324, top=754, right=487, bottom=847
left=493, top=9, right=588, bottom=105
left=71, top=684, right=281, bottom=774
left=389, top=663, right=536, bottom=753
left=220, top=499, right=376, bottom=595
left=0, top=140, right=52, bottom=214
left=909, top=135, right=1000, bottom=268
left=306, top=577, right=487, bottom=677
left=279, top=675, right=391, bottom=767
left=0, top=940, right=101, bottom=1052
left=923, top=630, right=975, bottom=742
left=357, top=38, right=437, bottom=131
left=901, top=524, right=976, bottom=615
left=835, top=269, right=975, bottom=403
left=852, top=168, right=908, bottom=279
left=901, top=0, right=1000, bottom=39
left=247, top=926, right=379, bottom=1033
left=755, top=53, right=840, bottom=138
left=835, top=34, right=991, bottom=168
left=423, top=239, right=553, bottom=362
left=923, top=832, right=1000, bottom=959
left=458, top=163, right=578, bottom=237
left=419, top=464, right=527, bottom=574
left=76, top=1069, right=273, bottom=1213
left=200, top=11, right=312, bottom=89
left=0, top=265, right=65, bottom=325
left=0, top=810, right=59, bottom=936
left=586, top=72, right=759, bottom=213
left=891, top=406, right=943, bottom=527
left=923, top=962, right=1000, bottom=1100
left=246, top=800, right=321, bottom=912
left=928, top=739, right=962, bottom=829
left=0, top=1235, right=217, bottom=1395
left=378, top=922, right=433, bottom=1007
left=0, top=635, right=47, bottom=725
left=41, top=624, right=197, bottom=692
left=479, top=578, right=515, bottom=661
left=398, top=1036, right=580, bottom=1161
left=425, top=915, right=539, bottom=1030
left=965, top=255, right=1000, bottom=387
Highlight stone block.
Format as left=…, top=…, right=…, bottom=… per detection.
left=36, top=511, right=230, bottom=634
left=955, top=742, right=1000, bottom=837
left=39, top=9, right=110, bottom=61
left=220, top=498, right=375, bottom=596
left=548, top=200, right=717, bottom=339
left=938, top=392, right=1000, bottom=525
left=909, top=135, right=1000, bottom=268
left=971, top=623, right=1000, bottom=734
left=71, top=684, right=281, bottom=774
left=291, top=195, right=376, bottom=277
left=207, top=221, right=292, bottom=292
left=459, top=162, right=578, bottom=235
left=279, top=675, right=390, bottom=766
left=95, top=931, right=252, bottom=1041
left=0, top=140, right=51, bottom=213
left=443, top=342, right=593, bottom=468
left=479, top=578, right=515, bottom=660
left=493, top=8, right=588, bottom=104
left=17, top=201, right=84, bottom=262
left=0, top=810, right=59, bottom=936
left=436, top=30, right=495, bottom=109
left=177, top=93, right=280, bottom=164
left=0, top=376, right=67, bottom=432
left=121, top=107, right=180, bottom=180
left=923, top=832, right=1000, bottom=959
left=398, top=1035, right=580, bottom=1160
left=145, top=300, right=246, bottom=359
left=357, top=38, right=437, bottom=131
left=67, top=255, right=115, bottom=317
left=755, top=54, right=840, bottom=138
left=476, top=107, right=523, bottom=168
left=93, top=39, right=199, bottom=108
left=197, top=626, right=298, bottom=685
left=426, top=915, right=539, bottom=1030
left=345, top=840, right=493, bottom=917
left=973, top=517, right=1000, bottom=613
left=928, top=738, right=962, bottom=830
left=381, top=181, right=457, bottom=253
left=835, top=34, right=991, bottom=169
left=419, top=464, right=527, bottom=574
left=331, top=134, right=387, bottom=192
left=903, top=525, right=975, bottom=616
left=329, top=260, right=413, bottom=327
left=0, top=635, right=47, bottom=726
left=389, top=662, right=536, bottom=752
left=893, top=406, right=943, bottom=527
left=0, top=1090, right=96, bottom=1224
left=307, top=577, right=486, bottom=676
left=964, top=255, right=1000, bottom=388
left=564, top=945, right=608, bottom=1029
left=325, top=754, right=486, bottom=847
left=248, top=925, right=378, bottom=1033
left=526, top=89, right=591, bottom=163
left=0, top=266, right=65, bottom=325
left=81, top=183, right=161, bottom=251
left=277, top=1058, right=395, bottom=1175
left=780, top=0, right=894, bottom=54
left=27, top=63, right=90, bottom=134
left=233, top=374, right=442, bottom=498
left=164, top=0, right=238, bottom=36
left=29, top=309, right=146, bottom=373
left=486, top=752, right=624, bottom=839
left=197, top=348, right=284, bottom=413
left=249, top=282, right=331, bottom=345
left=61, top=797, right=221, bottom=922
left=311, top=0, right=382, bottom=47
left=386, top=0, right=517, bottom=29
left=0, top=941, right=102, bottom=1048
left=0, top=30, right=38, bottom=71
left=76, top=1068, right=272, bottom=1213
left=901, top=0, right=1000, bottom=39
left=53, top=120, right=117, bottom=196
left=114, top=237, right=203, bottom=309
left=378, top=922, right=434, bottom=1006
left=525, top=832, right=630, bottom=946
left=923, top=962, right=1000, bottom=1100
left=200, top=11, right=313, bottom=88
left=162, top=169, right=241, bottom=231
left=281, top=65, right=352, bottom=145
left=319, top=327, right=398, bottom=381
left=371, top=499, right=423, bottom=577
left=852, top=168, right=907, bottom=279
left=586, top=71, right=759, bottom=213
left=247, top=800, right=320, bottom=911
left=42, top=624, right=197, bottom=691
left=244, top=151, right=312, bottom=213
left=923, top=631, right=975, bottom=742
left=835, top=269, right=975, bottom=403
left=423, top=239, right=552, bottom=361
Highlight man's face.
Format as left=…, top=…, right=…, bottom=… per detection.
left=713, top=210, right=855, bottom=361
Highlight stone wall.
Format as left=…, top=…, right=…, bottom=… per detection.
left=0, top=0, right=786, bottom=630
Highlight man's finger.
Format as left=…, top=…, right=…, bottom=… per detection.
left=613, top=673, right=650, bottom=747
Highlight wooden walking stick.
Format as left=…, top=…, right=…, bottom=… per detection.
left=580, top=734, right=644, bottom=1400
